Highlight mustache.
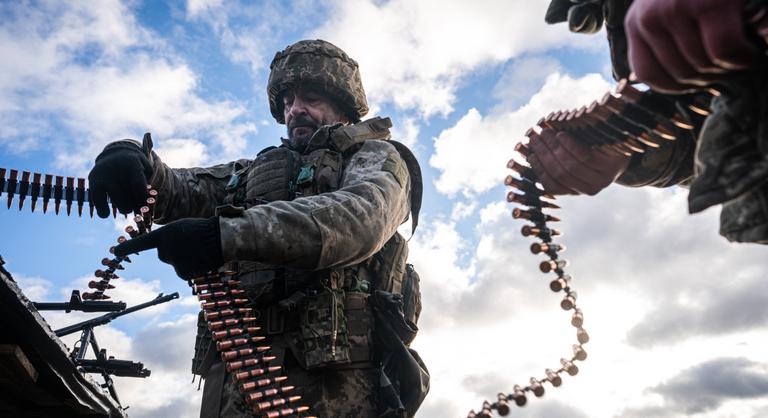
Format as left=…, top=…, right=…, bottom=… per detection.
left=287, top=115, right=319, bottom=133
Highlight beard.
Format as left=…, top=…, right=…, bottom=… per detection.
left=286, top=114, right=320, bottom=150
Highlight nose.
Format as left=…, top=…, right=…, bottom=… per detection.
left=286, top=96, right=308, bottom=119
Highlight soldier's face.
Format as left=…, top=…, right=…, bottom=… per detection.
left=283, top=88, right=348, bottom=145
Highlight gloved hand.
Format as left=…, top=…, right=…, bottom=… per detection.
left=545, top=0, right=634, bottom=79
left=625, top=0, right=764, bottom=93
left=88, top=141, right=153, bottom=218
left=545, top=0, right=605, bottom=34
left=527, top=129, right=631, bottom=195
left=114, top=217, right=224, bottom=279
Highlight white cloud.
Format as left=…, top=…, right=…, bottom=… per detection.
left=410, top=181, right=768, bottom=418
left=492, top=56, right=563, bottom=112
left=451, top=201, right=477, bottom=221
left=430, top=72, right=612, bottom=197
left=155, top=138, right=211, bottom=168
left=184, top=0, right=311, bottom=75
left=186, top=0, right=224, bottom=18
left=12, top=273, right=54, bottom=301
left=390, top=115, right=420, bottom=150
left=314, top=0, right=597, bottom=118
left=0, top=1, right=256, bottom=171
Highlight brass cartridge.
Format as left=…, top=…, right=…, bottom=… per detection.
left=244, top=385, right=295, bottom=403
left=577, top=328, right=590, bottom=344
left=540, top=259, right=568, bottom=273
left=560, top=358, right=579, bottom=376
left=560, top=291, right=577, bottom=310
left=511, top=385, right=526, bottom=407
left=529, top=378, right=545, bottom=397
left=545, top=368, right=562, bottom=387
left=227, top=356, right=277, bottom=372
left=572, top=344, right=588, bottom=361
left=240, top=375, right=288, bottom=392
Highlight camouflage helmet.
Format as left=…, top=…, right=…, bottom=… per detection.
left=268, top=39, right=369, bottom=124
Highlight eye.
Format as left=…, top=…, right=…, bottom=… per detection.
left=282, top=93, right=294, bottom=107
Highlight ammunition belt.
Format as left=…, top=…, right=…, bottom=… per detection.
left=467, top=81, right=713, bottom=417
left=190, top=271, right=314, bottom=418
left=84, top=185, right=158, bottom=301
left=0, top=168, right=129, bottom=218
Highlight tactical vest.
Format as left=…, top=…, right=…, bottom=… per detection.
left=193, top=117, right=423, bottom=376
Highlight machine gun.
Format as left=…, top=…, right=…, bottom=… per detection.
left=35, top=291, right=179, bottom=404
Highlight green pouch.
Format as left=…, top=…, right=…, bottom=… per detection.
left=300, top=288, right=351, bottom=369
left=192, top=310, right=215, bottom=376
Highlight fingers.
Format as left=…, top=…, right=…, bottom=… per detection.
left=668, top=16, right=728, bottom=76
left=699, top=7, right=760, bottom=70
left=127, top=174, right=150, bottom=213
left=88, top=175, right=111, bottom=218
left=540, top=132, right=609, bottom=193
left=626, top=0, right=761, bottom=92
left=553, top=131, right=630, bottom=189
left=114, top=230, right=160, bottom=257
left=637, top=13, right=723, bottom=86
left=527, top=153, right=579, bottom=195
left=528, top=130, right=595, bottom=195
left=545, top=0, right=572, bottom=24
left=526, top=129, right=630, bottom=196
left=627, top=14, right=692, bottom=93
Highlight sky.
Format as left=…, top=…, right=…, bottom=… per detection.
left=1, top=1, right=768, bottom=417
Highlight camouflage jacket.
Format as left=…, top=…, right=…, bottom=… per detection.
left=549, top=0, right=768, bottom=244
left=616, top=79, right=768, bottom=244
left=146, top=125, right=413, bottom=270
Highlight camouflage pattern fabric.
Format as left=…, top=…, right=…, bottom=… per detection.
left=148, top=138, right=410, bottom=270
left=691, top=76, right=768, bottom=243
left=216, top=139, right=411, bottom=270
left=142, top=125, right=413, bottom=417
left=217, top=350, right=379, bottom=418
left=268, top=40, right=368, bottom=124
left=546, top=0, right=768, bottom=244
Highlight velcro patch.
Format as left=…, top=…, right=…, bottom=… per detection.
left=382, top=155, right=408, bottom=188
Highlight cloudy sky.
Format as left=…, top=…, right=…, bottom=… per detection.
left=2, top=1, right=767, bottom=417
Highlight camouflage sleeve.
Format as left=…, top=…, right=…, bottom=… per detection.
left=217, top=140, right=411, bottom=270
left=616, top=128, right=697, bottom=188
left=148, top=153, right=249, bottom=223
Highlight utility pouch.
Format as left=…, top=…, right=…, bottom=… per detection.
left=300, top=288, right=351, bottom=369
left=245, top=146, right=302, bottom=204
left=367, top=232, right=408, bottom=295
left=192, top=310, right=215, bottom=376
left=371, top=290, right=429, bottom=418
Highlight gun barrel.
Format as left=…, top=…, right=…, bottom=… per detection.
left=55, top=292, right=179, bottom=337
left=33, top=300, right=127, bottom=313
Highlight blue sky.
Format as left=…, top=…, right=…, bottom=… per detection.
left=2, top=1, right=768, bottom=418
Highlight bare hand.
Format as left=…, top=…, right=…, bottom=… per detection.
left=527, top=129, right=630, bottom=196
left=625, top=0, right=762, bottom=93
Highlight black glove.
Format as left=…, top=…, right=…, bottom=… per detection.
left=545, top=0, right=604, bottom=34
left=113, top=217, right=224, bottom=279
left=544, top=0, right=633, bottom=79
left=88, top=140, right=153, bottom=218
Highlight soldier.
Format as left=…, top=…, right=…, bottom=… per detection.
left=89, top=39, right=429, bottom=417
left=530, top=0, right=768, bottom=244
